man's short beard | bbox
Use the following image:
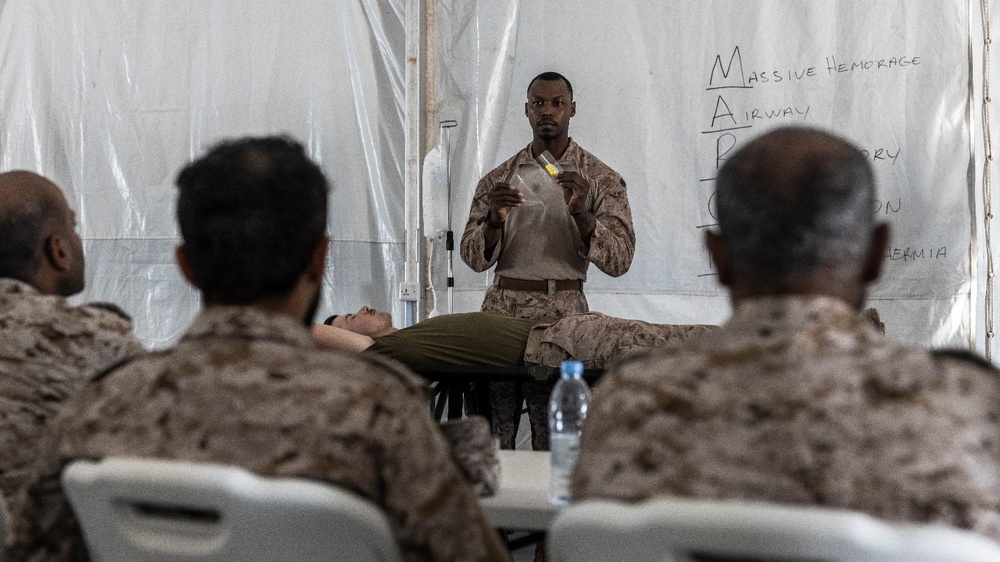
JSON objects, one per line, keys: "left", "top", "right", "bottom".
{"left": 303, "top": 290, "right": 321, "bottom": 327}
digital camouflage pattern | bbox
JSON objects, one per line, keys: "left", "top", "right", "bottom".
{"left": 8, "top": 306, "right": 508, "bottom": 562}
{"left": 480, "top": 291, "right": 584, "bottom": 451}
{"left": 461, "top": 139, "right": 634, "bottom": 453}
{"left": 0, "top": 278, "right": 141, "bottom": 512}
{"left": 509, "top": 312, "right": 714, "bottom": 451}
{"left": 460, "top": 140, "right": 634, "bottom": 279}
{"left": 530, "top": 312, "right": 717, "bottom": 370}
{"left": 573, "top": 295, "right": 1000, "bottom": 541}
{"left": 480, "top": 283, "right": 588, "bottom": 323}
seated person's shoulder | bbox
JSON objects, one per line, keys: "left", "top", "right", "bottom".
{"left": 930, "top": 347, "right": 1000, "bottom": 376}
{"left": 69, "top": 301, "right": 136, "bottom": 333}
{"left": 80, "top": 301, "right": 133, "bottom": 322}
{"left": 3, "top": 288, "right": 132, "bottom": 329}
{"left": 597, "top": 345, "right": 690, "bottom": 388}
{"left": 308, "top": 346, "right": 428, "bottom": 396}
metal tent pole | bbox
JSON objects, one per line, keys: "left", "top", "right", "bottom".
{"left": 440, "top": 119, "right": 458, "bottom": 314}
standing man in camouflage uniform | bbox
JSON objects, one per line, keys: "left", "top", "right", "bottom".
{"left": 0, "top": 171, "right": 142, "bottom": 512}
{"left": 9, "top": 137, "right": 509, "bottom": 562}
{"left": 572, "top": 127, "right": 1000, "bottom": 541}
{"left": 460, "top": 71, "right": 635, "bottom": 450}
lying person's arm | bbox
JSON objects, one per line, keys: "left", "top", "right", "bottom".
{"left": 312, "top": 323, "right": 375, "bottom": 352}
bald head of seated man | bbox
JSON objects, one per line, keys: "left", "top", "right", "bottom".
{"left": 0, "top": 171, "right": 142, "bottom": 513}
{"left": 314, "top": 307, "right": 717, "bottom": 370}
{"left": 0, "top": 171, "right": 86, "bottom": 297}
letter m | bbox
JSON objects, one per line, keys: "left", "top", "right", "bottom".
{"left": 709, "top": 46, "right": 745, "bottom": 87}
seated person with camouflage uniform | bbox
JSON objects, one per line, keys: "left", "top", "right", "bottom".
{"left": 8, "top": 137, "right": 509, "bottom": 562}
{"left": 314, "top": 307, "right": 716, "bottom": 372}
{"left": 572, "top": 126, "right": 1000, "bottom": 542}
{"left": 0, "top": 171, "right": 142, "bottom": 513}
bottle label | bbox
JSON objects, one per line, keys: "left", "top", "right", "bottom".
{"left": 549, "top": 433, "right": 580, "bottom": 505}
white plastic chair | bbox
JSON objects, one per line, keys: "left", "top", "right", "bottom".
{"left": 547, "top": 498, "right": 1000, "bottom": 562}
{"left": 61, "top": 457, "right": 403, "bottom": 562}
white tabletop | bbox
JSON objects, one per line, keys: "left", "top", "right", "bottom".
{"left": 480, "top": 450, "right": 563, "bottom": 530}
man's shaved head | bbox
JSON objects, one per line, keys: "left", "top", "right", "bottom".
{"left": 0, "top": 171, "right": 85, "bottom": 295}
{"left": 715, "top": 127, "right": 876, "bottom": 276}
{"left": 708, "top": 126, "right": 887, "bottom": 309}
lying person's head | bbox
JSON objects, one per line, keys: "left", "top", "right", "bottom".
{"left": 707, "top": 126, "right": 889, "bottom": 310}
{"left": 174, "top": 136, "right": 330, "bottom": 319}
{"left": 323, "top": 305, "right": 394, "bottom": 337}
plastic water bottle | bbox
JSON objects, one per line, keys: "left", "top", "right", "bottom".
{"left": 549, "top": 360, "right": 590, "bottom": 505}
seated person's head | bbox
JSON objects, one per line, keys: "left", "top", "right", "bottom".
{"left": 0, "top": 171, "right": 85, "bottom": 297}
{"left": 175, "top": 136, "right": 329, "bottom": 317}
{"left": 707, "top": 126, "right": 889, "bottom": 310}
{"left": 323, "top": 305, "right": 393, "bottom": 336}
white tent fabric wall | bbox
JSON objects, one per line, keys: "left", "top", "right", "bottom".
{"left": 0, "top": 0, "right": 409, "bottom": 348}
{"left": 433, "top": 0, "right": 979, "bottom": 348}
{"left": 0, "top": 0, "right": 994, "bottom": 353}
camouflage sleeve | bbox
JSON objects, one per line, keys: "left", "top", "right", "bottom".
{"left": 459, "top": 172, "right": 503, "bottom": 272}
{"left": 376, "top": 382, "right": 510, "bottom": 562}
{"left": 584, "top": 171, "right": 635, "bottom": 277}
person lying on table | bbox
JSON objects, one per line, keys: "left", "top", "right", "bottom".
{"left": 312, "top": 307, "right": 716, "bottom": 374}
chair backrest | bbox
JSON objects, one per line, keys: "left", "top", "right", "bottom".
{"left": 547, "top": 498, "right": 1000, "bottom": 562}
{"left": 62, "top": 457, "right": 403, "bottom": 562}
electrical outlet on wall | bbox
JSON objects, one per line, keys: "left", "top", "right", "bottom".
{"left": 398, "top": 283, "right": 419, "bottom": 302}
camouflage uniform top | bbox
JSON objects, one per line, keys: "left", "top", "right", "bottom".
{"left": 572, "top": 295, "right": 1000, "bottom": 541}
{"left": 0, "top": 277, "right": 141, "bottom": 510}
{"left": 8, "top": 306, "right": 509, "bottom": 562}
{"left": 460, "top": 140, "right": 635, "bottom": 281}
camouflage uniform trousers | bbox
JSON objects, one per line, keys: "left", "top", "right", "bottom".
{"left": 480, "top": 284, "right": 587, "bottom": 451}
{"left": 527, "top": 313, "right": 717, "bottom": 370}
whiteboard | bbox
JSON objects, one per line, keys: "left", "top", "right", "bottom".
{"left": 435, "top": 0, "right": 972, "bottom": 346}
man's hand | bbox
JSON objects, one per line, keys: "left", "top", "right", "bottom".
{"left": 557, "top": 170, "right": 596, "bottom": 244}
{"left": 557, "top": 171, "right": 590, "bottom": 214}
{"left": 486, "top": 181, "right": 524, "bottom": 223}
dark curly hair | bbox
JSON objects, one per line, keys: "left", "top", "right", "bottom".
{"left": 176, "top": 136, "right": 329, "bottom": 303}
{"left": 527, "top": 71, "right": 573, "bottom": 100}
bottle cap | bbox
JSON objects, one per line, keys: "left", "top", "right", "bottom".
{"left": 560, "top": 360, "right": 584, "bottom": 378}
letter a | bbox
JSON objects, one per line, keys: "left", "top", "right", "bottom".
{"left": 711, "top": 96, "right": 738, "bottom": 128}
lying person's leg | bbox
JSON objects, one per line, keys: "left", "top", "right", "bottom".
{"left": 525, "top": 312, "right": 718, "bottom": 369}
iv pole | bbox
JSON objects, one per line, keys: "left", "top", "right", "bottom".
{"left": 439, "top": 119, "right": 458, "bottom": 314}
